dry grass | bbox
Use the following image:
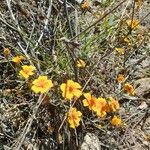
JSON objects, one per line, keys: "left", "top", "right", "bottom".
{"left": 0, "top": 0, "right": 150, "bottom": 149}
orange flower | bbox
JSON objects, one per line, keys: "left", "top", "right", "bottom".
{"left": 108, "top": 97, "right": 120, "bottom": 112}
{"left": 12, "top": 55, "right": 24, "bottom": 64}
{"left": 60, "top": 80, "right": 82, "bottom": 100}
{"left": 77, "top": 59, "right": 86, "bottom": 68}
{"left": 126, "top": 19, "right": 140, "bottom": 29}
{"left": 124, "top": 83, "right": 135, "bottom": 95}
{"left": 83, "top": 93, "right": 97, "bottom": 111}
{"left": 31, "top": 76, "right": 53, "bottom": 93}
{"left": 81, "top": 0, "right": 90, "bottom": 10}
{"left": 67, "top": 107, "right": 82, "bottom": 128}
{"left": 111, "top": 115, "right": 121, "bottom": 126}
{"left": 19, "top": 65, "right": 35, "bottom": 79}
{"left": 117, "top": 74, "right": 125, "bottom": 83}
{"left": 3, "top": 48, "right": 11, "bottom": 56}
{"left": 95, "top": 98, "right": 108, "bottom": 117}
{"left": 135, "top": 0, "right": 143, "bottom": 9}
{"left": 115, "top": 48, "right": 125, "bottom": 55}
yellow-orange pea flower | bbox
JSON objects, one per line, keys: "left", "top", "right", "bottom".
{"left": 12, "top": 55, "right": 25, "bottom": 64}
{"left": 19, "top": 65, "right": 36, "bottom": 79}
{"left": 95, "top": 97, "right": 108, "bottom": 118}
{"left": 126, "top": 19, "right": 140, "bottom": 30}
{"left": 115, "top": 48, "right": 125, "bottom": 55}
{"left": 3, "top": 48, "right": 11, "bottom": 56}
{"left": 108, "top": 97, "right": 120, "bottom": 112}
{"left": 60, "top": 80, "right": 82, "bottom": 100}
{"left": 67, "top": 107, "right": 82, "bottom": 129}
{"left": 83, "top": 93, "right": 97, "bottom": 111}
{"left": 31, "top": 76, "right": 53, "bottom": 93}
{"left": 117, "top": 74, "right": 125, "bottom": 83}
{"left": 111, "top": 115, "right": 121, "bottom": 126}
{"left": 77, "top": 59, "right": 86, "bottom": 68}
{"left": 124, "top": 83, "right": 135, "bottom": 95}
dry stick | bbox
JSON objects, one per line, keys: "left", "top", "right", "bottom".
{"left": 25, "top": 22, "right": 36, "bottom": 56}
{"left": 5, "top": 0, "right": 21, "bottom": 31}
{"left": 32, "top": 0, "right": 53, "bottom": 51}
{"left": 32, "top": 0, "right": 53, "bottom": 73}
{"left": 64, "top": 0, "right": 73, "bottom": 38}
{"left": 66, "top": 43, "right": 79, "bottom": 81}
{"left": 0, "top": 17, "right": 18, "bottom": 32}
{"left": 12, "top": 94, "right": 46, "bottom": 150}
{"left": 128, "top": 0, "right": 136, "bottom": 35}
{"left": 120, "top": 109, "right": 147, "bottom": 145}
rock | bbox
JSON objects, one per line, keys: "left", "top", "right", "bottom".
{"left": 138, "top": 101, "right": 148, "bottom": 109}
{"left": 135, "top": 78, "right": 150, "bottom": 97}
{"left": 80, "top": 133, "right": 101, "bottom": 150}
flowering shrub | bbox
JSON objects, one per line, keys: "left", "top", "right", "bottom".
{"left": 1, "top": 0, "right": 148, "bottom": 148}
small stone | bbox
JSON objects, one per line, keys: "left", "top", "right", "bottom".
{"left": 138, "top": 101, "right": 148, "bottom": 109}
{"left": 81, "top": 133, "right": 101, "bottom": 150}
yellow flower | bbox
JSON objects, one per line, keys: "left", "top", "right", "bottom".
{"left": 117, "top": 74, "right": 125, "bottom": 83}
{"left": 77, "top": 59, "right": 86, "bottom": 68}
{"left": 3, "top": 48, "right": 11, "bottom": 56}
{"left": 83, "top": 93, "right": 97, "bottom": 111}
{"left": 108, "top": 97, "right": 120, "bottom": 112}
{"left": 123, "top": 37, "right": 132, "bottom": 46}
{"left": 115, "top": 48, "right": 125, "bottom": 55}
{"left": 135, "top": 0, "right": 143, "bottom": 9}
{"left": 60, "top": 80, "right": 82, "bottom": 100}
{"left": 124, "top": 83, "right": 135, "bottom": 95}
{"left": 111, "top": 115, "right": 121, "bottom": 126}
{"left": 19, "top": 65, "right": 36, "bottom": 79}
{"left": 67, "top": 107, "right": 82, "bottom": 128}
{"left": 126, "top": 19, "right": 140, "bottom": 29}
{"left": 81, "top": 0, "right": 90, "bottom": 10}
{"left": 124, "top": 37, "right": 130, "bottom": 43}
{"left": 12, "top": 55, "right": 24, "bottom": 64}
{"left": 31, "top": 76, "right": 53, "bottom": 93}
{"left": 95, "top": 98, "right": 108, "bottom": 117}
